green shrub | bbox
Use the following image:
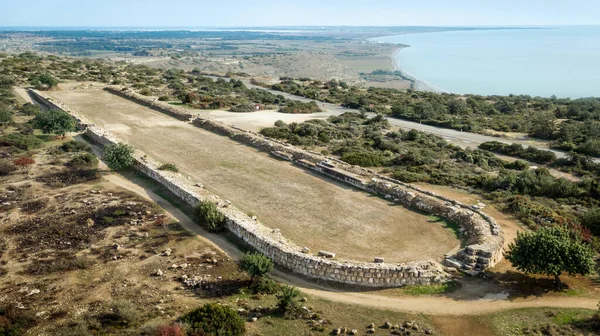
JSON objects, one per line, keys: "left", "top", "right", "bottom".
{"left": 276, "top": 286, "right": 302, "bottom": 318}
{"left": 59, "top": 140, "right": 91, "bottom": 153}
{"left": 158, "top": 163, "right": 179, "bottom": 172}
{"left": 250, "top": 276, "right": 280, "bottom": 294}
{"left": 240, "top": 252, "right": 274, "bottom": 278}
{"left": 581, "top": 208, "right": 600, "bottom": 236}
{"left": 67, "top": 153, "right": 98, "bottom": 169}
{"left": 180, "top": 303, "right": 245, "bottom": 336}
{"left": 193, "top": 200, "right": 226, "bottom": 232}
{"left": 0, "top": 133, "right": 43, "bottom": 150}
{"left": 103, "top": 143, "right": 135, "bottom": 170}
{"left": 18, "top": 103, "right": 40, "bottom": 116}
{"left": 0, "top": 109, "right": 12, "bottom": 126}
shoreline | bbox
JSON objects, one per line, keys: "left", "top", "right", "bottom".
{"left": 390, "top": 47, "right": 445, "bottom": 93}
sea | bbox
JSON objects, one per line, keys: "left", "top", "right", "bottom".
{"left": 373, "top": 26, "right": 600, "bottom": 98}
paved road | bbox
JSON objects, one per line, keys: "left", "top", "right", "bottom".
{"left": 240, "top": 79, "right": 577, "bottom": 160}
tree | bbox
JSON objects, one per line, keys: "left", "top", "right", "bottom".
{"left": 240, "top": 252, "right": 273, "bottom": 278}
{"left": 30, "top": 72, "right": 59, "bottom": 90}
{"left": 193, "top": 200, "right": 226, "bottom": 232}
{"left": 180, "top": 303, "right": 245, "bottom": 336}
{"left": 103, "top": 143, "right": 135, "bottom": 170}
{"left": 529, "top": 110, "right": 556, "bottom": 140}
{"left": 505, "top": 226, "right": 595, "bottom": 288}
{"left": 31, "top": 109, "right": 76, "bottom": 137}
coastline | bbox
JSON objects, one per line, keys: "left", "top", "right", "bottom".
{"left": 390, "top": 47, "right": 444, "bottom": 93}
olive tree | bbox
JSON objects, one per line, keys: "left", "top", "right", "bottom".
{"left": 505, "top": 226, "right": 595, "bottom": 288}
{"left": 31, "top": 109, "right": 76, "bottom": 137}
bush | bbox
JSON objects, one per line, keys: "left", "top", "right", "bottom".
{"left": 0, "top": 133, "right": 43, "bottom": 150}
{"left": 110, "top": 300, "right": 141, "bottom": 326}
{"left": 59, "top": 140, "right": 91, "bottom": 153}
{"left": 240, "top": 252, "right": 274, "bottom": 278}
{"left": 67, "top": 153, "right": 98, "bottom": 169}
{"left": 229, "top": 103, "right": 255, "bottom": 112}
{"left": 0, "top": 305, "right": 36, "bottom": 336}
{"left": 158, "top": 163, "right": 179, "bottom": 172}
{"left": 250, "top": 276, "right": 280, "bottom": 295}
{"left": 276, "top": 286, "right": 302, "bottom": 318}
{"left": 0, "top": 160, "right": 17, "bottom": 175}
{"left": 193, "top": 200, "right": 226, "bottom": 232}
{"left": 154, "top": 324, "right": 185, "bottom": 336}
{"left": 180, "top": 303, "right": 245, "bottom": 336}
{"left": 103, "top": 143, "right": 135, "bottom": 170}
{"left": 0, "top": 109, "right": 12, "bottom": 126}
{"left": 582, "top": 208, "right": 600, "bottom": 236}
{"left": 19, "top": 103, "right": 40, "bottom": 116}
{"left": 13, "top": 156, "right": 35, "bottom": 169}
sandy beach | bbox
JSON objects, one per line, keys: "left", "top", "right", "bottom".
{"left": 390, "top": 47, "right": 443, "bottom": 93}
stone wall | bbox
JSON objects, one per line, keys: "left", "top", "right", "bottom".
{"left": 103, "top": 88, "right": 505, "bottom": 272}
{"left": 103, "top": 87, "right": 195, "bottom": 121}
{"left": 29, "top": 88, "right": 451, "bottom": 288}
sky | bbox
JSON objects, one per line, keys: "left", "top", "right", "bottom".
{"left": 1, "top": 0, "right": 600, "bottom": 27}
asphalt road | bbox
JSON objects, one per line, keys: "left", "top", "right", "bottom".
{"left": 241, "top": 79, "right": 576, "bottom": 160}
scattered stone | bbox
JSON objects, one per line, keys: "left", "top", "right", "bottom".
{"left": 349, "top": 329, "right": 358, "bottom": 335}
{"left": 332, "top": 328, "right": 341, "bottom": 335}
{"left": 86, "top": 218, "right": 95, "bottom": 227}
{"left": 162, "top": 248, "right": 172, "bottom": 256}
{"left": 112, "top": 243, "right": 120, "bottom": 250}
{"left": 367, "top": 323, "right": 375, "bottom": 328}
{"left": 425, "top": 328, "right": 434, "bottom": 335}
{"left": 300, "top": 297, "right": 308, "bottom": 303}
{"left": 318, "top": 251, "right": 336, "bottom": 258}
{"left": 301, "top": 247, "right": 310, "bottom": 254}
{"left": 250, "top": 317, "right": 258, "bottom": 322}
{"left": 153, "top": 269, "right": 164, "bottom": 277}
{"left": 251, "top": 215, "right": 257, "bottom": 221}
{"left": 384, "top": 321, "right": 393, "bottom": 329}
{"left": 27, "top": 289, "right": 40, "bottom": 296}
{"left": 367, "top": 327, "right": 375, "bottom": 334}
{"left": 373, "top": 257, "right": 384, "bottom": 263}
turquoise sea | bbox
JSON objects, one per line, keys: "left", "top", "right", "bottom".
{"left": 374, "top": 26, "right": 600, "bottom": 98}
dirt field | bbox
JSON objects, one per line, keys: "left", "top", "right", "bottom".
{"left": 47, "top": 85, "right": 459, "bottom": 263}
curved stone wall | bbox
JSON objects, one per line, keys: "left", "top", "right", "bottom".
{"left": 96, "top": 86, "right": 505, "bottom": 272}
{"left": 29, "top": 88, "right": 452, "bottom": 287}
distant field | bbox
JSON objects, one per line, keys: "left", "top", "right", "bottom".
{"left": 48, "top": 84, "right": 460, "bottom": 263}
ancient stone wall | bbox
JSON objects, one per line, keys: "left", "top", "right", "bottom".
{"left": 102, "top": 88, "right": 505, "bottom": 271}
{"left": 29, "top": 88, "right": 451, "bottom": 287}
{"left": 103, "top": 87, "right": 195, "bottom": 121}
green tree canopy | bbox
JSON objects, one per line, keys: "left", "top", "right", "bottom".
{"left": 505, "top": 226, "right": 595, "bottom": 288}
{"left": 31, "top": 109, "right": 76, "bottom": 137}
{"left": 30, "top": 72, "right": 59, "bottom": 90}
{"left": 103, "top": 143, "right": 135, "bottom": 170}
{"left": 0, "top": 108, "right": 12, "bottom": 126}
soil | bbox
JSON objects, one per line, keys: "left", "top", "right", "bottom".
{"left": 47, "top": 84, "right": 460, "bottom": 264}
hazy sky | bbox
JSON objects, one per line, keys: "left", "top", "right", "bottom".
{"left": 2, "top": 0, "right": 600, "bottom": 27}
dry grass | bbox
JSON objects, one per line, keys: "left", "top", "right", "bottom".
{"left": 48, "top": 85, "right": 460, "bottom": 263}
